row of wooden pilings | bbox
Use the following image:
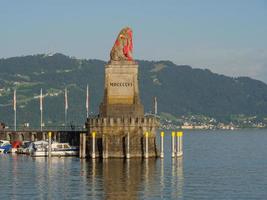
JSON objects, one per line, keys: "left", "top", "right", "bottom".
{"left": 79, "top": 131, "right": 183, "bottom": 159}
{"left": 160, "top": 131, "right": 183, "bottom": 159}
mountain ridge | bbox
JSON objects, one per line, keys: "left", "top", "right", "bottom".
{"left": 0, "top": 53, "right": 267, "bottom": 127}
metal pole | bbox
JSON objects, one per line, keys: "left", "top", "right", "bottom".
{"left": 64, "top": 88, "right": 68, "bottom": 131}
{"left": 126, "top": 132, "right": 130, "bottom": 159}
{"left": 92, "top": 131, "right": 96, "bottom": 159}
{"left": 86, "top": 84, "right": 89, "bottom": 119}
{"left": 154, "top": 96, "right": 158, "bottom": 115}
{"left": 172, "top": 131, "right": 175, "bottom": 158}
{"left": 14, "top": 89, "right": 17, "bottom": 131}
{"left": 48, "top": 131, "right": 52, "bottom": 158}
{"left": 14, "top": 109, "right": 16, "bottom": 131}
{"left": 160, "top": 131, "right": 164, "bottom": 158}
{"left": 65, "top": 110, "right": 67, "bottom": 131}
{"left": 40, "top": 88, "right": 43, "bottom": 131}
{"left": 40, "top": 109, "right": 43, "bottom": 131}
{"left": 145, "top": 131, "right": 149, "bottom": 158}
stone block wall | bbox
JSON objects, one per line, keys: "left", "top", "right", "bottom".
{"left": 85, "top": 116, "right": 159, "bottom": 158}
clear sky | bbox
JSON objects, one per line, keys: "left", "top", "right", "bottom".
{"left": 1, "top": 0, "right": 267, "bottom": 82}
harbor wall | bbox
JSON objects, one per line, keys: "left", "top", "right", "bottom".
{"left": 85, "top": 116, "right": 159, "bottom": 158}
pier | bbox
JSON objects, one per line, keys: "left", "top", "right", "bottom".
{"left": 0, "top": 129, "right": 183, "bottom": 159}
{"left": 0, "top": 129, "right": 81, "bottom": 146}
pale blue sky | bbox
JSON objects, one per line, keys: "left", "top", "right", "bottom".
{"left": 1, "top": 0, "right": 267, "bottom": 82}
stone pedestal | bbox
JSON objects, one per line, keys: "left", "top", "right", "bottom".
{"left": 85, "top": 60, "right": 159, "bottom": 158}
{"left": 99, "top": 61, "right": 144, "bottom": 117}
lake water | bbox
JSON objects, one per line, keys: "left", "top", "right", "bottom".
{"left": 1, "top": 129, "right": 267, "bottom": 200}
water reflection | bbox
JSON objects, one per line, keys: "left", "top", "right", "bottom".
{"left": 4, "top": 155, "right": 184, "bottom": 199}
{"left": 84, "top": 158, "right": 184, "bottom": 200}
{"left": 159, "top": 159, "right": 165, "bottom": 199}
{"left": 4, "top": 130, "right": 267, "bottom": 199}
{"left": 11, "top": 154, "right": 19, "bottom": 200}
{"left": 172, "top": 157, "right": 184, "bottom": 198}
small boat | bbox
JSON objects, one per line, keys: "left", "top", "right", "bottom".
{"left": 17, "top": 141, "right": 31, "bottom": 154}
{"left": 27, "top": 141, "right": 48, "bottom": 155}
{"left": 0, "top": 140, "right": 12, "bottom": 154}
{"left": 31, "top": 142, "right": 79, "bottom": 157}
{"left": 11, "top": 141, "right": 22, "bottom": 153}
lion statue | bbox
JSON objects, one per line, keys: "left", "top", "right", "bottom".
{"left": 110, "top": 27, "right": 133, "bottom": 61}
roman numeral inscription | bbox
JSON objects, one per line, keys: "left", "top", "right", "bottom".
{"left": 109, "top": 82, "right": 133, "bottom": 87}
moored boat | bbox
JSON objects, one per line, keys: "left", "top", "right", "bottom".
{"left": 17, "top": 141, "right": 31, "bottom": 154}
{"left": 31, "top": 142, "right": 79, "bottom": 157}
{"left": 11, "top": 141, "right": 22, "bottom": 153}
{"left": 27, "top": 141, "right": 48, "bottom": 155}
{"left": 0, "top": 140, "right": 12, "bottom": 154}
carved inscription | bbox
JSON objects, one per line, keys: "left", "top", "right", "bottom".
{"left": 107, "top": 74, "right": 134, "bottom": 104}
{"left": 110, "top": 82, "right": 133, "bottom": 87}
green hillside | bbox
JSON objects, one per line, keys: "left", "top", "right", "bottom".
{"left": 0, "top": 53, "right": 267, "bottom": 128}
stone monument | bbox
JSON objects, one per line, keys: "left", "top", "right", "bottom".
{"left": 100, "top": 27, "right": 144, "bottom": 117}
{"left": 85, "top": 27, "right": 158, "bottom": 158}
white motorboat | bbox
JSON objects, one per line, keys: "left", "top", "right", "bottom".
{"left": 31, "top": 142, "right": 79, "bottom": 157}
{"left": 27, "top": 141, "right": 48, "bottom": 155}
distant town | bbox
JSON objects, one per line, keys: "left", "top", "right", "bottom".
{"left": 160, "top": 114, "right": 267, "bottom": 130}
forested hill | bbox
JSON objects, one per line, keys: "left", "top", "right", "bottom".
{"left": 0, "top": 53, "right": 267, "bottom": 127}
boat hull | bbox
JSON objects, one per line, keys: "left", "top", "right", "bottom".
{"left": 31, "top": 150, "right": 79, "bottom": 157}
{"left": 0, "top": 145, "right": 12, "bottom": 154}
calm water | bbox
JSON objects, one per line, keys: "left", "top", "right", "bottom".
{"left": 1, "top": 129, "right": 267, "bottom": 200}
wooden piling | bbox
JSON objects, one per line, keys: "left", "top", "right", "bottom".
{"left": 172, "top": 131, "right": 176, "bottom": 158}
{"left": 79, "top": 133, "right": 82, "bottom": 158}
{"left": 160, "top": 131, "right": 164, "bottom": 158}
{"left": 48, "top": 131, "right": 52, "bottom": 158}
{"left": 83, "top": 133, "right": 86, "bottom": 158}
{"left": 79, "top": 132, "right": 86, "bottom": 159}
{"left": 92, "top": 131, "right": 96, "bottom": 159}
{"left": 145, "top": 131, "right": 149, "bottom": 158}
{"left": 126, "top": 132, "right": 130, "bottom": 159}
{"left": 176, "top": 131, "right": 183, "bottom": 157}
